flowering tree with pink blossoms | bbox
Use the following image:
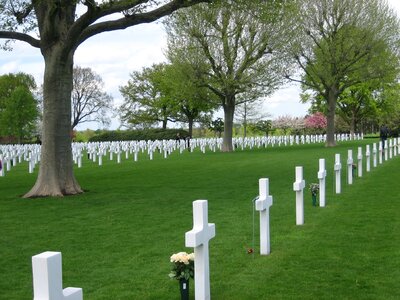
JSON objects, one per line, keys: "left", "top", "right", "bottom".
{"left": 305, "top": 112, "right": 327, "bottom": 134}
{"left": 272, "top": 115, "right": 305, "bottom": 135}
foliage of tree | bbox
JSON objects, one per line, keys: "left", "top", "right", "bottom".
{"left": 208, "top": 118, "right": 224, "bottom": 138}
{"left": 120, "top": 61, "right": 218, "bottom": 136}
{"left": 371, "top": 82, "right": 400, "bottom": 133}
{"left": 119, "top": 63, "right": 174, "bottom": 130}
{"left": 161, "top": 61, "right": 218, "bottom": 137}
{"left": 249, "top": 120, "right": 273, "bottom": 137}
{"left": 336, "top": 84, "right": 378, "bottom": 135}
{"left": 0, "top": 72, "right": 36, "bottom": 107}
{"left": 71, "top": 66, "right": 113, "bottom": 130}
{"left": 0, "top": 73, "right": 39, "bottom": 143}
{"left": 165, "top": 0, "right": 294, "bottom": 151}
{"left": 0, "top": 0, "right": 210, "bottom": 197}
{"left": 288, "top": 0, "right": 400, "bottom": 146}
{"left": 0, "top": 86, "right": 39, "bottom": 142}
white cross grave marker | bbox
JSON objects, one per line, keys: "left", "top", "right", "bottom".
{"left": 318, "top": 159, "right": 327, "bottom": 207}
{"left": 293, "top": 168, "right": 305, "bottom": 225}
{"left": 389, "top": 139, "right": 393, "bottom": 159}
{"left": 397, "top": 138, "right": 400, "bottom": 155}
{"left": 373, "top": 143, "right": 377, "bottom": 168}
{"left": 384, "top": 140, "right": 388, "bottom": 161}
{"left": 379, "top": 142, "right": 383, "bottom": 164}
{"left": 32, "top": 251, "right": 82, "bottom": 300}
{"left": 347, "top": 150, "right": 353, "bottom": 185}
{"left": 256, "top": 178, "right": 274, "bottom": 252}
{"left": 334, "top": 154, "right": 341, "bottom": 194}
{"left": 366, "top": 145, "right": 371, "bottom": 172}
{"left": 357, "top": 147, "right": 363, "bottom": 177}
{"left": 185, "top": 200, "right": 215, "bottom": 300}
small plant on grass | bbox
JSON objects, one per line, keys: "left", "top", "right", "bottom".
{"left": 310, "top": 183, "right": 319, "bottom": 206}
{"left": 168, "top": 252, "right": 195, "bottom": 281}
{"left": 310, "top": 183, "right": 319, "bottom": 196}
{"left": 352, "top": 163, "right": 357, "bottom": 177}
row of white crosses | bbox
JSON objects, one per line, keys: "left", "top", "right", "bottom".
{"left": 0, "top": 144, "right": 40, "bottom": 177}
{"left": 291, "top": 141, "right": 398, "bottom": 227}
{"left": 0, "top": 134, "right": 366, "bottom": 175}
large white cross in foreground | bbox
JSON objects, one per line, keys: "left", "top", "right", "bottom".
{"left": 185, "top": 200, "right": 215, "bottom": 300}
{"left": 256, "top": 178, "right": 274, "bottom": 253}
{"left": 293, "top": 168, "right": 305, "bottom": 225}
{"left": 334, "top": 154, "right": 342, "bottom": 194}
{"left": 32, "top": 251, "right": 82, "bottom": 300}
{"left": 318, "top": 159, "right": 327, "bottom": 207}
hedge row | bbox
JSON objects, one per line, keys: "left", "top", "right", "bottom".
{"left": 88, "top": 129, "right": 190, "bottom": 142}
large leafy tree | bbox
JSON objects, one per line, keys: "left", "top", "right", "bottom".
{"left": 119, "top": 63, "right": 175, "bottom": 129}
{"left": 288, "top": 0, "right": 400, "bottom": 146}
{"left": 72, "top": 66, "right": 113, "bottom": 130}
{"left": 0, "top": 0, "right": 210, "bottom": 197}
{"left": 336, "top": 84, "right": 379, "bottom": 135}
{"left": 165, "top": 0, "right": 294, "bottom": 151}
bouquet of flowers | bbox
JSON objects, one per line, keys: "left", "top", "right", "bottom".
{"left": 169, "top": 252, "right": 195, "bottom": 281}
{"left": 309, "top": 183, "right": 319, "bottom": 196}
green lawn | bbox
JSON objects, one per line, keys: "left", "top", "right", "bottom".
{"left": 0, "top": 139, "right": 399, "bottom": 299}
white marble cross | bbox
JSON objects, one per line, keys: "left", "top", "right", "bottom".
{"left": 347, "top": 150, "right": 353, "bottom": 185}
{"left": 373, "top": 143, "right": 377, "bottom": 167}
{"left": 397, "top": 138, "right": 400, "bottom": 155}
{"left": 318, "top": 159, "right": 326, "bottom": 207}
{"left": 378, "top": 142, "right": 383, "bottom": 164}
{"left": 293, "top": 167, "right": 305, "bottom": 225}
{"left": 256, "top": 178, "right": 274, "bottom": 252}
{"left": 32, "top": 251, "right": 82, "bottom": 300}
{"left": 389, "top": 139, "right": 393, "bottom": 159}
{"left": 185, "top": 200, "right": 215, "bottom": 300}
{"left": 334, "top": 154, "right": 341, "bottom": 194}
{"left": 365, "top": 145, "right": 371, "bottom": 172}
{"left": 357, "top": 147, "right": 363, "bottom": 177}
{"left": 384, "top": 140, "right": 388, "bottom": 161}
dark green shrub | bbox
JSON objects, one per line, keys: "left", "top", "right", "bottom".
{"left": 89, "top": 129, "right": 189, "bottom": 142}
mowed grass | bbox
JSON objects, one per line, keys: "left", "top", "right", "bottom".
{"left": 0, "top": 139, "right": 399, "bottom": 299}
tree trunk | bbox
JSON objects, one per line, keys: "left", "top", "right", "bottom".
{"left": 188, "top": 117, "right": 194, "bottom": 138}
{"left": 243, "top": 102, "right": 247, "bottom": 138}
{"left": 162, "top": 115, "right": 167, "bottom": 129}
{"left": 222, "top": 97, "right": 235, "bottom": 152}
{"left": 326, "top": 88, "right": 337, "bottom": 147}
{"left": 24, "top": 49, "right": 82, "bottom": 198}
{"left": 350, "top": 113, "right": 356, "bottom": 138}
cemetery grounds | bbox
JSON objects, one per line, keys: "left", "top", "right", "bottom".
{"left": 0, "top": 139, "right": 399, "bottom": 299}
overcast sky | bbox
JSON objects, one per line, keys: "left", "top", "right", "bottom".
{"left": 1, "top": 0, "right": 400, "bottom": 130}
